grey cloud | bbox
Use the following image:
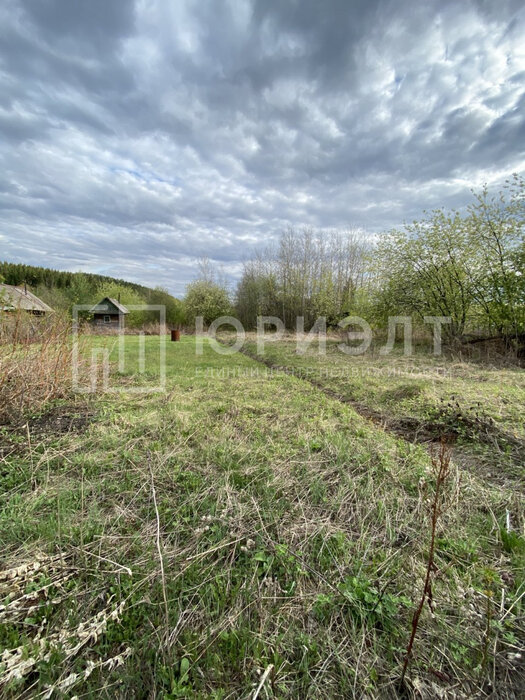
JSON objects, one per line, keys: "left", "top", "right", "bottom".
{"left": 0, "top": 0, "right": 523, "bottom": 295}
{"left": 19, "top": 0, "right": 135, "bottom": 54}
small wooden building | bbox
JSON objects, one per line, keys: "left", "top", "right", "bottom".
{"left": 0, "top": 284, "right": 53, "bottom": 315}
{"left": 90, "top": 297, "right": 129, "bottom": 330}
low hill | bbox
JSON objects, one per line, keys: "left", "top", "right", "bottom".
{"left": 0, "top": 260, "right": 184, "bottom": 326}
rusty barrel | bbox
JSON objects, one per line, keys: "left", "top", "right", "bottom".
{"left": 171, "top": 329, "right": 181, "bottom": 342}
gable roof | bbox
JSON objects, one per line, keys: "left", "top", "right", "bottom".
{"left": 0, "top": 284, "right": 54, "bottom": 313}
{"left": 90, "top": 297, "right": 129, "bottom": 315}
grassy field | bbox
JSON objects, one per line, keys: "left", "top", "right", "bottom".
{"left": 238, "top": 335, "right": 525, "bottom": 487}
{"left": 0, "top": 335, "right": 523, "bottom": 698}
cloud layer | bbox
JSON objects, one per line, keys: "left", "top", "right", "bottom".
{"left": 1, "top": 0, "right": 524, "bottom": 295}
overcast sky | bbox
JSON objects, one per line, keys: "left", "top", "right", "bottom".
{"left": 0, "top": 0, "right": 524, "bottom": 296}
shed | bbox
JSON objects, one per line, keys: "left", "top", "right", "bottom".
{"left": 90, "top": 297, "right": 129, "bottom": 330}
{"left": 0, "top": 284, "right": 54, "bottom": 315}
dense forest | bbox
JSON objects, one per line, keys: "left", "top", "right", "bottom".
{"left": 0, "top": 261, "right": 154, "bottom": 296}
{"left": 0, "top": 261, "right": 184, "bottom": 327}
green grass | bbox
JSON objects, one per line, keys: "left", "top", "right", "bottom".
{"left": 239, "top": 335, "right": 525, "bottom": 485}
{"left": 0, "top": 335, "right": 523, "bottom": 698}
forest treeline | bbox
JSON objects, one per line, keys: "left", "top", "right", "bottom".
{"left": 2, "top": 176, "right": 523, "bottom": 344}
{"left": 187, "top": 176, "right": 524, "bottom": 346}
{"left": 0, "top": 262, "right": 184, "bottom": 326}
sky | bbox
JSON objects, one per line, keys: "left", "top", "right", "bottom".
{"left": 0, "top": 0, "right": 524, "bottom": 297}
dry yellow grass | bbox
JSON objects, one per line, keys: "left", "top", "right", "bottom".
{"left": 0, "top": 311, "right": 85, "bottom": 424}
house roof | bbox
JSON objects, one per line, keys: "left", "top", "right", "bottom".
{"left": 90, "top": 297, "right": 129, "bottom": 314}
{"left": 0, "top": 284, "right": 54, "bottom": 313}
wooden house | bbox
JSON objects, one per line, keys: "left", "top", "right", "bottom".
{"left": 90, "top": 297, "right": 129, "bottom": 330}
{"left": 0, "top": 284, "right": 53, "bottom": 315}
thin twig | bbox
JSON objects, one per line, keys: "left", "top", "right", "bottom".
{"left": 400, "top": 440, "right": 450, "bottom": 687}
{"left": 252, "top": 663, "right": 274, "bottom": 700}
{"left": 148, "top": 456, "right": 170, "bottom": 635}
{"left": 26, "top": 422, "right": 35, "bottom": 489}
{"left": 68, "top": 545, "right": 132, "bottom": 576}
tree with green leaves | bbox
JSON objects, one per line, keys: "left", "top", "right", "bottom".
{"left": 146, "top": 287, "right": 186, "bottom": 328}
{"left": 467, "top": 174, "right": 524, "bottom": 341}
{"left": 371, "top": 177, "right": 524, "bottom": 345}
{"left": 373, "top": 210, "right": 475, "bottom": 338}
{"left": 183, "top": 260, "right": 231, "bottom": 327}
{"left": 184, "top": 280, "right": 231, "bottom": 327}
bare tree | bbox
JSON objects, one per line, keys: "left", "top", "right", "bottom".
{"left": 236, "top": 227, "right": 370, "bottom": 329}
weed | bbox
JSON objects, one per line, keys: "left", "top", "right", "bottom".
{"left": 400, "top": 441, "right": 450, "bottom": 688}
